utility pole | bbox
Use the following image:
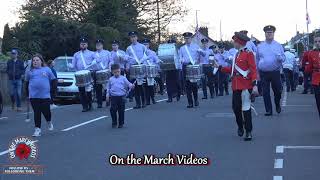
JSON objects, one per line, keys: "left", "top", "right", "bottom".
{"left": 156, "top": 0, "right": 161, "bottom": 44}
{"left": 306, "top": 0, "right": 310, "bottom": 50}
{"left": 219, "top": 20, "right": 222, "bottom": 41}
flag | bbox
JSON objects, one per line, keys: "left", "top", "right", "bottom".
{"left": 306, "top": 13, "right": 311, "bottom": 24}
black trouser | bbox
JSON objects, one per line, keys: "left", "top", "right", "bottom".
{"left": 145, "top": 83, "right": 155, "bottom": 104}
{"left": 92, "top": 71, "right": 103, "bottom": 106}
{"left": 202, "top": 66, "right": 215, "bottom": 98}
{"left": 126, "top": 70, "right": 135, "bottom": 99}
{"left": 110, "top": 96, "right": 125, "bottom": 125}
{"left": 313, "top": 85, "right": 320, "bottom": 118}
{"left": 78, "top": 87, "right": 92, "bottom": 110}
{"left": 283, "top": 68, "right": 294, "bottom": 92}
{"left": 183, "top": 65, "right": 198, "bottom": 105}
{"left": 155, "top": 71, "right": 164, "bottom": 94}
{"left": 134, "top": 81, "right": 145, "bottom": 107}
{"left": 30, "top": 98, "right": 51, "bottom": 128}
{"left": 232, "top": 90, "right": 252, "bottom": 132}
{"left": 293, "top": 72, "right": 299, "bottom": 88}
{"left": 303, "top": 72, "right": 313, "bottom": 93}
{"left": 218, "top": 69, "right": 229, "bottom": 95}
{"left": 260, "top": 70, "right": 282, "bottom": 114}
{"left": 165, "top": 70, "right": 181, "bottom": 99}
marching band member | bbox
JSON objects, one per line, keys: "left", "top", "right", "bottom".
{"left": 125, "top": 31, "right": 148, "bottom": 109}
{"left": 179, "top": 32, "right": 201, "bottom": 108}
{"left": 70, "top": 37, "right": 96, "bottom": 112}
{"left": 166, "top": 39, "right": 182, "bottom": 103}
{"left": 94, "top": 39, "right": 111, "bottom": 108}
{"left": 141, "top": 38, "right": 160, "bottom": 105}
{"left": 257, "top": 25, "right": 285, "bottom": 116}
{"left": 210, "top": 46, "right": 220, "bottom": 96}
{"left": 220, "top": 32, "right": 258, "bottom": 141}
{"left": 106, "top": 64, "right": 135, "bottom": 128}
{"left": 215, "top": 43, "right": 230, "bottom": 96}
{"left": 301, "top": 49, "right": 313, "bottom": 94}
{"left": 240, "top": 30, "right": 258, "bottom": 54}
{"left": 109, "top": 40, "right": 128, "bottom": 75}
{"left": 304, "top": 34, "right": 320, "bottom": 118}
{"left": 283, "top": 46, "right": 296, "bottom": 92}
{"left": 199, "top": 38, "right": 215, "bottom": 99}
{"left": 25, "top": 54, "right": 57, "bottom": 137}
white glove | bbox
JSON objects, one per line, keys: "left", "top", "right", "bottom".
{"left": 67, "top": 63, "right": 73, "bottom": 68}
{"left": 91, "top": 60, "right": 97, "bottom": 65}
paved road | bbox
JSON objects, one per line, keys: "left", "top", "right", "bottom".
{"left": 0, "top": 87, "right": 319, "bottom": 180}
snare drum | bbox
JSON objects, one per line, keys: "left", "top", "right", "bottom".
{"left": 96, "top": 69, "right": 111, "bottom": 84}
{"left": 75, "top": 70, "right": 92, "bottom": 87}
{"left": 186, "top": 65, "right": 202, "bottom": 81}
{"left": 158, "top": 43, "right": 178, "bottom": 71}
{"left": 146, "top": 65, "right": 158, "bottom": 78}
{"left": 130, "top": 65, "right": 146, "bottom": 79}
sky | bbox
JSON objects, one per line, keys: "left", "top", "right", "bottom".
{"left": 0, "top": 0, "right": 319, "bottom": 44}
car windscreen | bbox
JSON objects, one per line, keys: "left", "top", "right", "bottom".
{"left": 54, "top": 58, "right": 76, "bottom": 72}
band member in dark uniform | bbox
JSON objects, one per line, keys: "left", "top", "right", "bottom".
{"left": 179, "top": 32, "right": 201, "bottom": 108}
{"left": 70, "top": 37, "right": 96, "bottom": 112}
{"left": 220, "top": 32, "right": 259, "bottom": 141}
{"left": 199, "top": 38, "right": 215, "bottom": 99}
{"left": 165, "top": 39, "right": 182, "bottom": 103}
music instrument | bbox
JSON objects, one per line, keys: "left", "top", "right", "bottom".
{"left": 208, "top": 55, "right": 217, "bottom": 66}
{"left": 130, "top": 65, "right": 146, "bottom": 79}
{"left": 145, "top": 65, "right": 158, "bottom": 78}
{"left": 186, "top": 65, "right": 202, "bottom": 81}
{"left": 158, "top": 43, "right": 178, "bottom": 71}
{"left": 96, "top": 69, "right": 111, "bottom": 84}
{"left": 75, "top": 70, "right": 92, "bottom": 87}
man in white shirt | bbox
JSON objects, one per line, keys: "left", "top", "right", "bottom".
{"left": 283, "top": 46, "right": 296, "bottom": 92}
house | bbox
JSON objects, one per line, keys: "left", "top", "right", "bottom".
{"left": 192, "top": 27, "right": 218, "bottom": 49}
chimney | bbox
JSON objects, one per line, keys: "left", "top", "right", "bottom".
{"left": 199, "top": 27, "right": 208, "bottom": 37}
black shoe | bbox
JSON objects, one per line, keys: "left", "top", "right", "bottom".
{"left": 97, "top": 104, "right": 102, "bottom": 108}
{"left": 88, "top": 104, "right": 92, "bottom": 111}
{"left": 218, "top": 94, "right": 223, "bottom": 96}
{"left": 142, "top": 105, "right": 146, "bottom": 108}
{"left": 276, "top": 104, "right": 281, "bottom": 114}
{"left": 146, "top": 102, "right": 151, "bottom": 105}
{"left": 187, "top": 104, "right": 193, "bottom": 108}
{"left": 195, "top": 101, "right": 199, "bottom": 106}
{"left": 118, "top": 124, "right": 123, "bottom": 128}
{"left": 226, "top": 92, "right": 229, "bottom": 95}
{"left": 202, "top": 97, "right": 208, "bottom": 99}
{"left": 264, "top": 112, "right": 273, "bottom": 116}
{"left": 152, "top": 99, "right": 156, "bottom": 104}
{"left": 210, "top": 95, "right": 214, "bottom": 99}
{"left": 302, "top": 91, "right": 308, "bottom": 94}
{"left": 238, "top": 128, "right": 244, "bottom": 137}
{"left": 112, "top": 124, "right": 117, "bottom": 128}
{"left": 167, "top": 99, "right": 173, "bottom": 103}
{"left": 129, "top": 98, "right": 133, "bottom": 102}
{"left": 244, "top": 132, "right": 252, "bottom": 141}
{"left": 82, "top": 108, "right": 89, "bottom": 112}
{"left": 133, "top": 106, "right": 141, "bottom": 109}
{"left": 176, "top": 96, "right": 180, "bottom": 101}
{"left": 311, "top": 91, "right": 314, "bottom": 94}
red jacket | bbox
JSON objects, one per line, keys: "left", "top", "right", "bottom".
{"left": 222, "top": 49, "right": 257, "bottom": 90}
{"left": 302, "top": 51, "right": 311, "bottom": 73}
{"left": 305, "top": 49, "right": 320, "bottom": 85}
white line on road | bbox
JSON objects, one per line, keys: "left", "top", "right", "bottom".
{"left": 0, "top": 117, "right": 8, "bottom": 120}
{"left": 276, "top": 146, "right": 284, "bottom": 153}
{"left": 285, "top": 146, "right": 320, "bottom": 150}
{"left": 0, "top": 140, "right": 39, "bottom": 156}
{"left": 273, "top": 176, "right": 283, "bottom": 180}
{"left": 156, "top": 98, "right": 168, "bottom": 103}
{"left": 61, "top": 116, "right": 108, "bottom": 132}
{"left": 274, "top": 159, "right": 283, "bottom": 169}
{"left": 281, "top": 90, "right": 287, "bottom": 107}
{"left": 284, "top": 105, "right": 312, "bottom": 107}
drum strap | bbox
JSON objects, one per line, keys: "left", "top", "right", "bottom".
{"left": 129, "top": 46, "right": 141, "bottom": 64}
{"left": 96, "top": 52, "right": 106, "bottom": 69}
{"left": 80, "top": 51, "right": 88, "bottom": 69}
{"left": 185, "top": 46, "right": 195, "bottom": 65}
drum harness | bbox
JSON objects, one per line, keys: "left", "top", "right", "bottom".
{"left": 129, "top": 45, "right": 146, "bottom": 85}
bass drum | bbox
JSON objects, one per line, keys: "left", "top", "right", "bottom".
{"left": 157, "top": 43, "right": 178, "bottom": 71}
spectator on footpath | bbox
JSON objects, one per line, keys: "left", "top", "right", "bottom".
{"left": 47, "top": 60, "right": 58, "bottom": 107}
{"left": 6, "top": 49, "right": 25, "bottom": 111}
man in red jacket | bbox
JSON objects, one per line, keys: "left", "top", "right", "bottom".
{"left": 305, "top": 33, "right": 320, "bottom": 117}
{"left": 219, "top": 32, "right": 259, "bottom": 141}
{"left": 301, "top": 50, "right": 313, "bottom": 94}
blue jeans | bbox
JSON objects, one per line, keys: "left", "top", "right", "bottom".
{"left": 8, "top": 80, "right": 22, "bottom": 107}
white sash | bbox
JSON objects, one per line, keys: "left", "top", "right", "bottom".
{"left": 185, "top": 46, "right": 195, "bottom": 65}
{"left": 80, "top": 51, "right": 88, "bottom": 69}
{"left": 96, "top": 52, "right": 106, "bottom": 69}
{"left": 231, "top": 52, "right": 250, "bottom": 78}
{"left": 213, "top": 67, "right": 219, "bottom": 75}
{"left": 129, "top": 46, "right": 140, "bottom": 64}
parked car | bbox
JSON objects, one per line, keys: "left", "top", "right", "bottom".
{"left": 54, "top": 56, "right": 79, "bottom": 101}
